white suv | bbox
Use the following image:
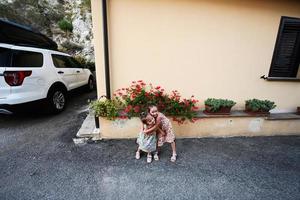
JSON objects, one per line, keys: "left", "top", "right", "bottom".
{"left": 0, "top": 43, "right": 94, "bottom": 113}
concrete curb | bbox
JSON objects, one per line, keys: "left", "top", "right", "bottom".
{"left": 74, "top": 114, "right": 102, "bottom": 144}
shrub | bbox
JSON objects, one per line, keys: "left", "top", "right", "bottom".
{"left": 113, "top": 80, "right": 199, "bottom": 123}
{"left": 204, "top": 98, "right": 236, "bottom": 112}
{"left": 74, "top": 55, "right": 95, "bottom": 71}
{"left": 58, "top": 19, "right": 73, "bottom": 33}
{"left": 90, "top": 81, "right": 199, "bottom": 123}
{"left": 89, "top": 97, "right": 123, "bottom": 120}
{"left": 80, "top": 0, "right": 91, "bottom": 12}
{"left": 74, "top": 55, "right": 86, "bottom": 66}
{"left": 61, "top": 41, "right": 83, "bottom": 52}
{"left": 245, "top": 99, "right": 276, "bottom": 112}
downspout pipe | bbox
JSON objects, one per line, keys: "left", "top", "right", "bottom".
{"left": 102, "top": 0, "right": 111, "bottom": 99}
{"left": 94, "top": 0, "right": 111, "bottom": 130}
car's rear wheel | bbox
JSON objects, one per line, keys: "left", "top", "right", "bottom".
{"left": 47, "top": 87, "right": 67, "bottom": 113}
{"left": 86, "top": 76, "right": 95, "bottom": 92}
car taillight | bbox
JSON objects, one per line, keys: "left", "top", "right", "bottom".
{"left": 4, "top": 71, "right": 32, "bottom": 86}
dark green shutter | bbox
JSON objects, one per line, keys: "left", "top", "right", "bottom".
{"left": 269, "top": 17, "right": 300, "bottom": 77}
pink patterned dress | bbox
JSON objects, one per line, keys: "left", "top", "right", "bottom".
{"left": 157, "top": 112, "right": 175, "bottom": 147}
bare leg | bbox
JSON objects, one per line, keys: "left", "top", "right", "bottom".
{"left": 154, "top": 134, "right": 160, "bottom": 161}
{"left": 147, "top": 152, "right": 152, "bottom": 163}
{"left": 154, "top": 147, "right": 159, "bottom": 161}
{"left": 170, "top": 141, "right": 177, "bottom": 162}
{"left": 171, "top": 141, "right": 176, "bottom": 155}
{"left": 135, "top": 148, "right": 141, "bottom": 159}
{"left": 156, "top": 139, "right": 159, "bottom": 154}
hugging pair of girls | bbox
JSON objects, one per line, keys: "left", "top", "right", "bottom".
{"left": 136, "top": 105, "right": 177, "bottom": 163}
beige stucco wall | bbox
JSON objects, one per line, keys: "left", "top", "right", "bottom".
{"left": 92, "top": 0, "right": 300, "bottom": 112}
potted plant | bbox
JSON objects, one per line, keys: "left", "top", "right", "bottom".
{"left": 204, "top": 98, "right": 236, "bottom": 115}
{"left": 90, "top": 80, "right": 200, "bottom": 124}
{"left": 113, "top": 80, "right": 200, "bottom": 123}
{"left": 245, "top": 99, "right": 276, "bottom": 115}
{"left": 89, "top": 96, "right": 122, "bottom": 120}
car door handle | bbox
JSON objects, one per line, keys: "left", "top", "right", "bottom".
{"left": 76, "top": 70, "right": 80, "bottom": 73}
{"left": 58, "top": 71, "right": 64, "bottom": 74}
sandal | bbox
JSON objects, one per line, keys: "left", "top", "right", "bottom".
{"left": 135, "top": 151, "right": 140, "bottom": 160}
{"left": 154, "top": 152, "right": 159, "bottom": 161}
{"left": 170, "top": 154, "right": 177, "bottom": 162}
{"left": 147, "top": 154, "right": 152, "bottom": 163}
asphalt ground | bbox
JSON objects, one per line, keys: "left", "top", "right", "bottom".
{"left": 0, "top": 90, "right": 299, "bottom": 200}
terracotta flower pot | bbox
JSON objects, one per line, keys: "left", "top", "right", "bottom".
{"left": 204, "top": 105, "right": 232, "bottom": 115}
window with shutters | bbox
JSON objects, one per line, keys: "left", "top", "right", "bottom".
{"left": 268, "top": 16, "right": 300, "bottom": 79}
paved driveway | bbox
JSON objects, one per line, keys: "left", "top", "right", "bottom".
{"left": 0, "top": 92, "right": 299, "bottom": 200}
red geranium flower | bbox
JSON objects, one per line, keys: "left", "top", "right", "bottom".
{"left": 124, "top": 105, "right": 132, "bottom": 113}
{"left": 134, "top": 106, "right": 140, "bottom": 113}
{"left": 131, "top": 94, "right": 136, "bottom": 99}
{"left": 192, "top": 106, "right": 199, "bottom": 111}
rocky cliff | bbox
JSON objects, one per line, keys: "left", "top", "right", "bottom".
{"left": 0, "top": 0, "right": 94, "bottom": 61}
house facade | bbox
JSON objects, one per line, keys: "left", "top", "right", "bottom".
{"left": 90, "top": 0, "right": 300, "bottom": 138}
{"left": 91, "top": 0, "right": 300, "bottom": 113}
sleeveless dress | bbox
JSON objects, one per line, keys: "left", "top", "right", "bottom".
{"left": 137, "top": 129, "right": 157, "bottom": 153}
{"left": 157, "top": 112, "right": 176, "bottom": 147}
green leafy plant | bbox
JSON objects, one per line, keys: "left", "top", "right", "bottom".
{"left": 113, "top": 80, "right": 199, "bottom": 123}
{"left": 80, "top": 0, "right": 91, "bottom": 12}
{"left": 245, "top": 99, "right": 276, "bottom": 112}
{"left": 91, "top": 81, "right": 199, "bottom": 123}
{"left": 58, "top": 19, "right": 73, "bottom": 37}
{"left": 204, "top": 98, "right": 236, "bottom": 112}
{"left": 89, "top": 97, "right": 123, "bottom": 120}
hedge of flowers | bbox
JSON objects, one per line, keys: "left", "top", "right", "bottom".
{"left": 90, "top": 80, "right": 199, "bottom": 124}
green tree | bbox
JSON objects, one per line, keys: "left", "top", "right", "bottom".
{"left": 58, "top": 19, "right": 73, "bottom": 37}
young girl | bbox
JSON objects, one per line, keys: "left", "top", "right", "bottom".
{"left": 135, "top": 112, "right": 157, "bottom": 163}
{"left": 144, "top": 105, "right": 177, "bottom": 162}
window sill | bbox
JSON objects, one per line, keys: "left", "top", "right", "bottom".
{"left": 261, "top": 76, "right": 300, "bottom": 82}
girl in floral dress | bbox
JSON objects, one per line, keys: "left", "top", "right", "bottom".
{"left": 135, "top": 112, "right": 157, "bottom": 163}
{"left": 144, "top": 105, "right": 177, "bottom": 162}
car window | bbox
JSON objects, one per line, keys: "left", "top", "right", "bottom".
{"left": 0, "top": 47, "right": 11, "bottom": 67}
{"left": 52, "top": 54, "right": 73, "bottom": 68}
{"left": 68, "top": 57, "right": 83, "bottom": 68}
{"left": 11, "top": 50, "right": 43, "bottom": 67}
